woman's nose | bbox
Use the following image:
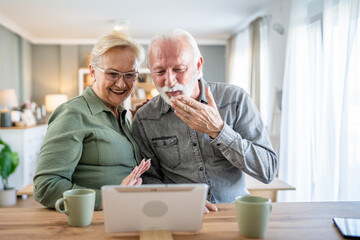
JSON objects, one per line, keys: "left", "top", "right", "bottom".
{"left": 115, "top": 76, "right": 127, "bottom": 88}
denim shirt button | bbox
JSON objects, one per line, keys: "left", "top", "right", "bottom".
{"left": 199, "top": 167, "right": 204, "bottom": 171}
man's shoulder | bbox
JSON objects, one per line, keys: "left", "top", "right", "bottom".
{"left": 208, "top": 81, "right": 249, "bottom": 100}
{"left": 135, "top": 95, "right": 164, "bottom": 120}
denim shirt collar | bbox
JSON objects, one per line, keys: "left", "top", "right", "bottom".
{"left": 159, "top": 78, "right": 208, "bottom": 114}
{"left": 198, "top": 77, "right": 209, "bottom": 104}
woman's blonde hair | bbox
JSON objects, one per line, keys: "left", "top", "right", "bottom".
{"left": 90, "top": 31, "right": 144, "bottom": 67}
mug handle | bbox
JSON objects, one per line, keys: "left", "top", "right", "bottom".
{"left": 55, "top": 198, "right": 68, "bottom": 215}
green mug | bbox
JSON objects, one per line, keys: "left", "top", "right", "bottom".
{"left": 55, "top": 189, "right": 96, "bottom": 227}
{"left": 235, "top": 195, "right": 272, "bottom": 238}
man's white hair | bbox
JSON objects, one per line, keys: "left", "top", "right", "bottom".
{"left": 147, "top": 28, "right": 203, "bottom": 78}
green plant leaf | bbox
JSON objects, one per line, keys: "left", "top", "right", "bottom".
{"left": 10, "top": 152, "right": 19, "bottom": 174}
{"left": 0, "top": 152, "right": 12, "bottom": 181}
{"left": 0, "top": 138, "right": 19, "bottom": 189}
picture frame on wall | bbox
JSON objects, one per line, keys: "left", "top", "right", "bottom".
{"left": 78, "top": 68, "right": 92, "bottom": 95}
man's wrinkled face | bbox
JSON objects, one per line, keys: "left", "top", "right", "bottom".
{"left": 149, "top": 38, "right": 201, "bottom": 104}
{"left": 156, "top": 69, "right": 199, "bottom": 105}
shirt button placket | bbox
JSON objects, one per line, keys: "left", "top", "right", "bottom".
{"left": 189, "top": 129, "right": 206, "bottom": 182}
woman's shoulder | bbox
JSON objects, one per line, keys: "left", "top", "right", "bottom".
{"left": 48, "top": 96, "right": 90, "bottom": 123}
{"left": 61, "top": 95, "right": 89, "bottom": 112}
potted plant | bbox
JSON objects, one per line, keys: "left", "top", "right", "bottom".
{"left": 0, "top": 138, "right": 19, "bottom": 206}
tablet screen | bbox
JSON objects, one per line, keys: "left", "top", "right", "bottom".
{"left": 333, "top": 217, "right": 360, "bottom": 239}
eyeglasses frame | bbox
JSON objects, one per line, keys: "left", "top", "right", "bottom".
{"left": 95, "top": 65, "right": 139, "bottom": 83}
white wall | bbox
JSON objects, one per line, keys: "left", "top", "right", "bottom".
{"left": 32, "top": 45, "right": 61, "bottom": 105}
{"left": 0, "top": 25, "right": 33, "bottom": 104}
{"left": 266, "top": 0, "right": 291, "bottom": 153}
{"left": 21, "top": 39, "right": 32, "bottom": 102}
{"left": 0, "top": 25, "right": 20, "bottom": 99}
{"left": 265, "top": 0, "right": 291, "bottom": 129}
{"left": 199, "top": 45, "right": 226, "bottom": 83}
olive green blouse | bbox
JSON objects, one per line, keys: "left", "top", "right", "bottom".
{"left": 33, "top": 87, "right": 142, "bottom": 210}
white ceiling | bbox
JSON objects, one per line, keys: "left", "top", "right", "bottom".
{"left": 0, "top": 0, "right": 276, "bottom": 45}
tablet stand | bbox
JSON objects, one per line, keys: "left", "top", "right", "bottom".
{"left": 140, "top": 230, "right": 173, "bottom": 240}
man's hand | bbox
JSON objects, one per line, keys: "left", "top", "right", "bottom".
{"left": 120, "top": 158, "right": 151, "bottom": 186}
{"left": 129, "top": 99, "right": 150, "bottom": 117}
{"left": 170, "top": 86, "right": 224, "bottom": 139}
{"left": 204, "top": 201, "right": 218, "bottom": 214}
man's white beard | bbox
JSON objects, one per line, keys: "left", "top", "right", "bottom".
{"left": 156, "top": 71, "right": 199, "bottom": 105}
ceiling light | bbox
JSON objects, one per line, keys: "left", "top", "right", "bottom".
{"left": 114, "top": 19, "right": 129, "bottom": 32}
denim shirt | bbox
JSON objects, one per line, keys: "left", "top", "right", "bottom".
{"left": 132, "top": 78, "right": 278, "bottom": 203}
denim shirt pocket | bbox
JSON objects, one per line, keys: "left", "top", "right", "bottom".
{"left": 152, "top": 136, "right": 181, "bottom": 169}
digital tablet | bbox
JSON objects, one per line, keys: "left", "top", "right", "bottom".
{"left": 333, "top": 217, "right": 360, "bottom": 239}
{"left": 101, "top": 184, "right": 209, "bottom": 233}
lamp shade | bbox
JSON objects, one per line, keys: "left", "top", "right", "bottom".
{"left": 45, "top": 94, "right": 68, "bottom": 112}
{"left": 0, "top": 89, "right": 19, "bottom": 109}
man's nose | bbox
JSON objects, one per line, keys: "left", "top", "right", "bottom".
{"left": 164, "top": 70, "right": 176, "bottom": 87}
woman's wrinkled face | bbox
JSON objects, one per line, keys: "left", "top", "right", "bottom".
{"left": 90, "top": 47, "right": 138, "bottom": 111}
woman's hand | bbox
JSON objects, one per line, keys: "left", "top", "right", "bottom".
{"left": 100, "top": 159, "right": 151, "bottom": 209}
{"left": 129, "top": 99, "right": 150, "bottom": 117}
{"left": 120, "top": 158, "right": 151, "bottom": 186}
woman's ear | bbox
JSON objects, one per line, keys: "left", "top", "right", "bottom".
{"left": 89, "top": 64, "right": 96, "bottom": 83}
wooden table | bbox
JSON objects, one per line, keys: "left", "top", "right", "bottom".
{"left": 247, "top": 176, "right": 295, "bottom": 202}
{"left": 17, "top": 177, "right": 296, "bottom": 202}
{"left": 0, "top": 199, "right": 358, "bottom": 239}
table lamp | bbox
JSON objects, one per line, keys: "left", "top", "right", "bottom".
{"left": 0, "top": 89, "right": 19, "bottom": 127}
{"left": 45, "top": 94, "right": 68, "bottom": 112}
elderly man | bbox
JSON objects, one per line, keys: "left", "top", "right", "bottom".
{"left": 132, "top": 29, "right": 278, "bottom": 212}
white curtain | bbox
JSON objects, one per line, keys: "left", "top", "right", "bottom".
{"left": 279, "top": 0, "right": 360, "bottom": 201}
{"left": 227, "top": 28, "right": 250, "bottom": 92}
{"left": 250, "top": 18, "right": 262, "bottom": 110}
{"left": 227, "top": 18, "right": 270, "bottom": 126}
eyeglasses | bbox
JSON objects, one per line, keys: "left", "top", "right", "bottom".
{"left": 96, "top": 66, "right": 139, "bottom": 82}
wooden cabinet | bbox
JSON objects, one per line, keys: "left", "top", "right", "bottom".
{"left": 0, "top": 124, "right": 47, "bottom": 190}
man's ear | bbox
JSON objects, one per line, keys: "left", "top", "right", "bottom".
{"left": 197, "top": 57, "right": 204, "bottom": 75}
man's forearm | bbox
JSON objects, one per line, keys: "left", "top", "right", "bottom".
{"left": 210, "top": 123, "right": 278, "bottom": 183}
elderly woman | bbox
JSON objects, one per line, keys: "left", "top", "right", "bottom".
{"left": 34, "top": 31, "right": 150, "bottom": 210}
